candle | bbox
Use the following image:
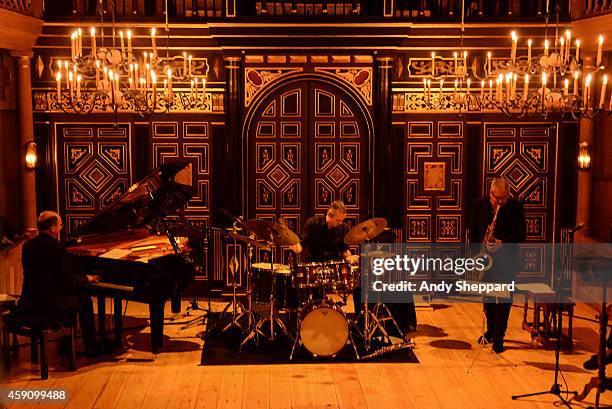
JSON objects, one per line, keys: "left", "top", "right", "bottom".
{"left": 439, "top": 79, "right": 444, "bottom": 100}
{"left": 188, "top": 55, "right": 192, "bottom": 77}
{"left": 127, "top": 30, "right": 133, "bottom": 58}
{"left": 167, "top": 68, "right": 173, "bottom": 99}
{"left": 120, "top": 31, "right": 125, "bottom": 55}
{"left": 423, "top": 78, "right": 427, "bottom": 97}
{"left": 544, "top": 39, "right": 549, "bottom": 56}
{"left": 77, "top": 28, "right": 82, "bottom": 57}
{"left": 90, "top": 27, "right": 96, "bottom": 58}
{"left": 190, "top": 79, "right": 194, "bottom": 98}
{"left": 596, "top": 35, "right": 604, "bottom": 67}
{"left": 481, "top": 80, "right": 485, "bottom": 98}
{"left": 431, "top": 52, "right": 435, "bottom": 76}
{"left": 183, "top": 52, "right": 188, "bottom": 77}
{"left": 512, "top": 73, "right": 517, "bottom": 99}
{"left": 454, "top": 52, "right": 458, "bottom": 71}
{"left": 585, "top": 73, "right": 592, "bottom": 109}
{"left": 496, "top": 77, "right": 501, "bottom": 102}
{"left": 489, "top": 79, "right": 493, "bottom": 99}
{"left": 152, "top": 72, "right": 157, "bottom": 108}
{"left": 505, "top": 73, "right": 511, "bottom": 103}
{"left": 600, "top": 74, "right": 608, "bottom": 108}
{"left": 527, "top": 39, "right": 532, "bottom": 62}
{"left": 71, "top": 32, "right": 75, "bottom": 61}
{"left": 467, "top": 78, "right": 471, "bottom": 95}
{"left": 463, "top": 51, "right": 467, "bottom": 67}
{"left": 427, "top": 79, "right": 431, "bottom": 101}
{"left": 76, "top": 74, "right": 81, "bottom": 99}
{"left": 164, "top": 78, "right": 168, "bottom": 96}
{"left": 559, "top": 37, "right": 565, "bottom": 64}
{"left": 565, "top": 30, "right": 571, "bottom": 63}
{"left": 510, "top": 31, "right": 517, "bottom": 65}
{"left": 523, "top": 74, "right": 529, "bottom": 100}
{"left": 68, "top": 71, "right": 73, "bottom": 99}
{"left": 574, "top": 71, "right": 579, "bottom": 95}
{"left": 487, "top": 52, "right": 491, "bottom": 74}
{"left": 64, "top": 61, "right": 69, "bottom": 89}
{"left": 202, "top": 78, "right": 206, "bottom": 99}
{"left": 575, "top": 39, "right": 580, "bottom": 63}
{"left": 564, "top": 78, "right": 569, "bottom": 96}
{"left": 151, "top": 28, "right": 157, "bottom": 61}
{"left": 541, "top": 72, "right": 547, "bottom": 110}
{"left": 95, "top": 60, "right": 100, "bottom": 88}
{"left": 56, "top": 72, "right": 61, "bottom": 100}
{"left": 454, "top": 79, "right": 458, "bottom": 100}
{"left": 146, "top": 63, "right": 150, "bottom": 89}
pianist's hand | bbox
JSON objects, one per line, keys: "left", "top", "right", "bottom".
{"left": 86, "top": 274, "right": 100, "bottom": 284}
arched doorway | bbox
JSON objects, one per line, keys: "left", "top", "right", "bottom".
{"left": 245, "top": 75, "right": 372, "bottom": 263}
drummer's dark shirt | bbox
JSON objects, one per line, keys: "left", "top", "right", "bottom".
{"left": 301, "top": 215, "right": 348, "bottom": 262}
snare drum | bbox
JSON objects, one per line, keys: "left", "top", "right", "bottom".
{"left": 298, "top": 299, "right": 349, "bottom": 357}
{"left": 292, "top": 262, "right": 328, "bottom": 288}
{"left": 336, "top": 263, "right": 359, "bottom": 290}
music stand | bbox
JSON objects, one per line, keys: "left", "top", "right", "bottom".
{"left": 511, "top": 292, "right": 577, "bottom": 407}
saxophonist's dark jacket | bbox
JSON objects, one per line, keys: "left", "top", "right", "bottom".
{"left": 469, "top": 197, "right": 526, "bottom": 282}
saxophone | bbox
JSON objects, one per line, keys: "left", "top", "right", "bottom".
{"left": 471, "top": 204, "right": 500, "bottom": 281}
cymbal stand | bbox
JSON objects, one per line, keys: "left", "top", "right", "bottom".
{"left": 357, "top": 247, "right": 404, "bottom": 351}
{"left": 240, "top": 240, "right": 294, "bottom": 351}
{"left": 220, "top": 226, "right": 249, "bottom": 334}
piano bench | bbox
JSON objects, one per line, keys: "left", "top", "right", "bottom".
{"left": 1, "top": 319, "right": 77, "bottom": 380}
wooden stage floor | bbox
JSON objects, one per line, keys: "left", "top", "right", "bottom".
{"left": 2, "top": 300, "right": 611, "bottom": 409}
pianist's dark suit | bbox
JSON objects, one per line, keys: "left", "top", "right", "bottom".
{"left": 14, "top": 232, "right": 98, "bottom": 354}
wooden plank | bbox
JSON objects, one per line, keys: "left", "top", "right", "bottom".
{"left": 216, "top": 365, "right": 244, "bottom": 409}
{"left": 329, "top": 364, "right": 367, "bottom": 409}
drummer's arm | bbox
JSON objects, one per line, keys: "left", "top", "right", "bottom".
{"left": 341, "top": 248, "right": 352, "bottom": 260}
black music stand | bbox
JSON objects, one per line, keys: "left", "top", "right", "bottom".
{"left": 511, "top": 292, "right": 577, "bottom": 407}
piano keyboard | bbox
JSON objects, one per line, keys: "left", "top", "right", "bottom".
{"left": 93, "top": 282, "right": 135, "bottom": 292}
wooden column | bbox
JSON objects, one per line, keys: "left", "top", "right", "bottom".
{"left": 224, "top": 56, "right": 243, "bottom": 216}
{"left": 374, "top": 56, "right": 395, "bottom": 223}
{"left": 10, "top": 51, "right": 36, "bottom": 233}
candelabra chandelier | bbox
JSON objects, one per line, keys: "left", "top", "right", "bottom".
{"left": 419, "top": 0, "right": 609, "bottom": 119}
{"left": 53, "top": 0, "right": 209, "bottom": 115}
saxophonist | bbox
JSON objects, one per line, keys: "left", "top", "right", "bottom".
{"left": 469, "top": 178, "right": 526, "bottom": 353}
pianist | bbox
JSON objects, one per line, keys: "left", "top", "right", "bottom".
{"left": 12, "top": 211, "right": 101, "bottom": 356}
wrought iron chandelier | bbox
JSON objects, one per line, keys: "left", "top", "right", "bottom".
{"left": 53, "top": 0, "right": 209, "bottom": 115}
{"left": 418, "top": 0, "right": 609, "bottom": 119}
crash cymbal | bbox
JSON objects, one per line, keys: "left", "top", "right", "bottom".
{"left": 245, "top": 219, "right": 300, "bottom": 246}
{"left": 344, "top": 217, "right": 388, "bottom": 245}
{"left": 226, "top": 232, "right": 271, "bottom": 250}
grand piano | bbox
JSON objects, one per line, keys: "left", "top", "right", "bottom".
{"left": 67, "top": 161, "right": 195, "bottom": 354}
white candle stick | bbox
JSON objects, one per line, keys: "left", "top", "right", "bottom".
{"left": 510, "top": 31, "right": 517, "bottom": 65}
{"left": 56, "top": 72, "right": 61, "bottom": 100}
{"left": 564, "top": 78, "right": 569, "bottom": 96}
{"left": 90, "top": 27, "right": 96, "bottom": 58}
{"left": 565, "top": 30, "right": 571, "bottom": 63}
{"left": 481, "top": 80, "right": 484, "bottom": 98}
{"left": 599, "top": 74, "right": 607, "bottom": 108}
{"left": 120, "top": 31, "right": 125, "bottom": 55}
{"left": 575, "top": 39, "right": 580, "bottom": 63}
{"left": 559, "top": 37, "right": 565, "bottom": 63}
{"left": 574, "top": 71, "right": 579, "bottom": 96}
{"left": 151, "top": 28, "right": 157, "bottom": 61}
{"left": 487, "top": 51, "right": 491, "bottom": 75}
{"left": 523, "top": 74, "right": 529, "bottom": 100}
{"left": 596, "top": 35, "right": 604, "bottom": 67}
{"left": 431, "top": 52, "right": 435, "bottom": 76}
{"left": 127, "top": 30, "right": 133, "bottom": 59}
{"left": 527, "top": 39, "right": 532, "bottom": 62}
{"left": 188, "top": 55, "right": 192, "bottom": 77}
{"left": 489, "top": 79, "right": 493, "bottom": 99}
{"left": 544, "top": 39, "right": 549, "bottom": 56}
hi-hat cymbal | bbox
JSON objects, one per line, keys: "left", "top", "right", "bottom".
{"left": 344, "top": 217, "right": 388, "bottom": 245}
{"left": 245, "top": 219, "right": 300, "bottom": 246}
{"left": 226, "top": 232, "right": 271, "bottom": 250}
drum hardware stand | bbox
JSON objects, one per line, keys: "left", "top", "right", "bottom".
{"left": 240, "top": 242, "right": 294, "bottom": 351}
{"left": 219, "top": 225, "right": 250, "bottom": 334}
{"left": 467, "top": 299, "right": 517, "bottom": 374}
{"left": 358, "top": 246, "right": 404, "bottom": 351}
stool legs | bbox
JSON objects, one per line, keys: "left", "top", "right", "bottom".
{"left": 30, "top": 337, "right": 38, "bottom": 364}
{"left": 69, "top": 327, "right": 76, "bottom": 371}
{"left": 2, "top": 326, "right": 10, "bottom": 370}
{"left": 39, "top": 332, "right": 48, "bottom": 380}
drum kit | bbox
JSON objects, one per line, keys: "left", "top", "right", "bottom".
{"left": 215, "top": 211, "right": 412, "bottom": 360}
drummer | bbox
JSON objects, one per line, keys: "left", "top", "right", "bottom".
{"left": 290, "top": 201, "right": 360, "bottom": 304}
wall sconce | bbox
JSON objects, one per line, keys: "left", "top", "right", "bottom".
{"left": 578, "top": 142, "right": 591, "bottom": 170}
{"left": 25, "top": 142, "right": 37, "bottom": 169}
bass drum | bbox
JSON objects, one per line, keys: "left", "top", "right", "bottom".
{"left": 298, "top": 299, "right": 349, "bottom": 357}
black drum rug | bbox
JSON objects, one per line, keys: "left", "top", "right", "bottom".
{"left": 200, "top": 314, "right": 419, "bottom": 366}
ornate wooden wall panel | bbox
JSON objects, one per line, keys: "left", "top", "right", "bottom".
{"left": 403, "top": 120, "right": 466, "bottom": 243}
{"left": 248, "top": 79, "right": 370, "bottom": 263}
{"left": 483, "top": 122, "right": 558, "bottom": 280}
{"left": 54, "top": 123, "right": 132, "bottom": 235}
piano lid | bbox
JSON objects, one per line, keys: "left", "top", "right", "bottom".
{"left": 70, "top": 161, "right": 194, "bottom": 238}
